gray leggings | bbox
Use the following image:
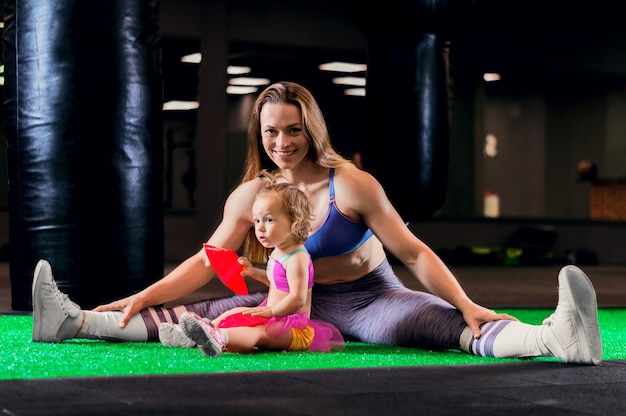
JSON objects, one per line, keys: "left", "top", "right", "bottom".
{"left": 141, "top": 259, "right": 467, "bottom": 350}
{"left": 311, "top": 260, "right": 467, "bottom": 349}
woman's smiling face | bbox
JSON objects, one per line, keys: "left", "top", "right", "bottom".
{"left": 260, "top": 102, "right": 310, "bottom": 171}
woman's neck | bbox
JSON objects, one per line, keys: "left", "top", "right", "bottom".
{"left": 277, "top": 163, "right": 327, "bottom": 187}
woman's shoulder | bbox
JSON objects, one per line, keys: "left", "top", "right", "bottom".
{"left": 235, "top": 176, "right": 267, "bottom": 193}
{"left": 331, "top": 165, "right": 386, "bottom": 215}
{"left": 334, "top": 164, "right": 380, "bottom": 188}
{"left": 225, "top": 177, "right": 266, "bottom": 207}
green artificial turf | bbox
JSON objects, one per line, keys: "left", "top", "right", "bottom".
{"left": 2, "top": 308, "right": 624, "bottom": 380}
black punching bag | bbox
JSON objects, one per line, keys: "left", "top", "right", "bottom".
{"left": 351, "top": 0, "right": 471, "bottom": 220}
{"left": 3, "top": 0, "right": 164, "bottom": 310}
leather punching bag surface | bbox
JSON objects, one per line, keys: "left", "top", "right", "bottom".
{"left": 3, "top": 0, "right": 164, "bottom": 310}
{"left": 351, "top": 0, "right": 472, "bottom": 220}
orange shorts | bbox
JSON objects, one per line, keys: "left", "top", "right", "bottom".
{"left": 288, "top": 325, "right": 314, "bottom": 351}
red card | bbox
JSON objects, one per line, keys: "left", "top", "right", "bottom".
{"left": 217, "top": 312, "right": 269, "bottom": 328}
{"left": 203, "top": 244, "right": 248, "bottom": 295}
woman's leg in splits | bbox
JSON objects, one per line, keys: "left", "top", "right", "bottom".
{"left": 312, "top": 260, "right": 601, "bottom": 365}
{"left": 462, "top": 265, "right": 601, "bottom": 365}
{"left": 31, "top": 259, "right": 267, "bottom": 343}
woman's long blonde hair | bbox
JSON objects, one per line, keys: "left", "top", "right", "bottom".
{"left": 242, "top": 82, "right": 352, "bottom": 262}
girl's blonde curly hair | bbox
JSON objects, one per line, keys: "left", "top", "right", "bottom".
{"left": 255, "top": 170, "right": 313, "bottom": 244}
{"left": 250, "top": 170, "right": 314, "bottom": 263}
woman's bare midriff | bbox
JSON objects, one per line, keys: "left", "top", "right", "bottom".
{"left": 311, "top": 237, "right": 387, "bottom": 284}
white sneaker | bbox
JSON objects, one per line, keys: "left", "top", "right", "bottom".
{"left": 179, "top": 312, "right": 225, "bottom": 357}
{"left": 32, "top": 259, "right": 82, "bottom": 343}
{"left": 159, "top": 322, "right": 197, "bottom": 348}
{"left": 543, "top": 265, "right": 602, "bottom": 365}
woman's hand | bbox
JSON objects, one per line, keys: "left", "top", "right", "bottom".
{"left": 461, "top": 302, "right": 518, "bottom": 339}
{"left": 92, "top": 294, "right": 144, "bottom": 328}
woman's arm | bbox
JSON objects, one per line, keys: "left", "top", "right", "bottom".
{"left": 93, "top": 178, "right": 265, "bottom": 327}
{"left": 338, "top": 166, "right": 515, "bottom": 337}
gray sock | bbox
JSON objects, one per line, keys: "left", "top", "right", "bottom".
{"left": 461, "top": 320, "right": 551, "bottom": 359}
{"left": 78, "top": 310, "right": 148, "bottom": 342}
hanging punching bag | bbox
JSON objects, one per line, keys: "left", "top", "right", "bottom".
{"left": 3, "top": 0, "right": 164, "bottom": 310}
{"left": 351, "top": 0, "right": 472, "bottom": 220}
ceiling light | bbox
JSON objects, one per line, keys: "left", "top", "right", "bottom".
{"left": 229, "top": 77, "right": 270, "bottom": 86}
{"left": 319, "top": 62, "right": 367, "bottom": 73}
{"left": 483, "top": 73, "right": 501, "bottom": 82}
{"left": 181, "top": 53, "right": 201, "bottom": 64}
{"left": 162, "top": 100, "right": 199, "bottom": 111}
{"left": 332, "top": 76, "right": 366, "bottom": 86}
{"left": 227, "top": 65, "right": 251, "bottom": 75}
{"left": 344, "top": 88, "right": 366, "bottom": 97}
{"left": 227, "top": 86, "right": 258, "bottom": 95}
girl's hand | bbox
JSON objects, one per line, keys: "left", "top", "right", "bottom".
{"left": 241, "top": 306, "right": 273, "bottom": 318}
{"left": 239, "top": 256, "right": 255, "bottom": 275}
{"left": 238, "top": 257, "right": 270, "bottom": 286}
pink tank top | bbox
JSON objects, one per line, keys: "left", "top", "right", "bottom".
{"left": 269, "top": 247, "right": 314, "bottom": 292}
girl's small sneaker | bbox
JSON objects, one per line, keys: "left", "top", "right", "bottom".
{"left": 180, "top": 312, "right": 226, "bottom": 357}
{"left": 158, "top": 322, "right": 196, "bottom": 348}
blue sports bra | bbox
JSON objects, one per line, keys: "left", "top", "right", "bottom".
{"left": 304, "top": 168, "right": 374, "bottom": 260}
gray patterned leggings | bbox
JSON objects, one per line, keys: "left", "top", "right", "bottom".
{"left": 140, "top": 259, "right": 467, "bottom": 350}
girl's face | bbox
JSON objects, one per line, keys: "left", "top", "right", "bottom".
{"left": 252, "top": 193, "right": 294, "bottom": 249}
{"left": 260, "top": 103, "right": 310, "bottom": 171}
